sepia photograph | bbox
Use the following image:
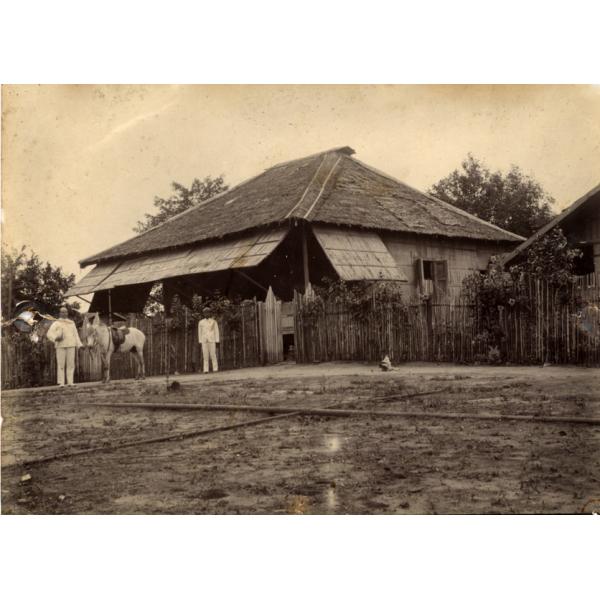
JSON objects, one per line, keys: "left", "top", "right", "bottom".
{"left": 2, "top": 84, "right": 599, "bottom": 516}
{"left": 3, "top": 2, "right": 600, "bottom": 597}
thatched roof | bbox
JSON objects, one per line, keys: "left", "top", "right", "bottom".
{"left": 81, "top": 146, "right": 523, "bottom": 267}
{"left": 502, "top": 182, "right": 600, "bottom": 266}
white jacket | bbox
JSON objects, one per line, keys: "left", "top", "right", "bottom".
{"left": 47, "top": 319, "right": 83, "bottom": 349}
{"left": 198, "top": 318, "right": 220, "bottom": 344}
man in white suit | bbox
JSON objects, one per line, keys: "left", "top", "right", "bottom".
{"left": 198, "top": 307, "right": 220, "bottom": 373}
{"left": 46, "top": 305, "right": 83, "bottom": 386}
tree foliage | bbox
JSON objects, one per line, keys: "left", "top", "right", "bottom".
{"left": 429, "top": 154, "right": 555, "bottom": 238}
{"left": 1, "top": 245, "right": 79, "bottom": 319}
{"left": 134, "top": 176, "right": 228, "bottom": 233}
{"left": 165, "top": 292, "right": 250, "bottom": 333}
{"left": 516, "top": 227, "right": 583, "bottom": 287}
{"left": 299, "top": 278, "right": 407, "bottom": 321}
{"left": 461, "top": 228, "right": 582, "bottom": 361}
{"left": 143, "top": 283, "right": 165, "bottom": 316}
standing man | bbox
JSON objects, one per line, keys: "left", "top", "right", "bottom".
{"left": 46, "top": 306, "right": 83, "bottom": 386}
{"left": 198, "top": 307, "right": 220, "bottom": 373}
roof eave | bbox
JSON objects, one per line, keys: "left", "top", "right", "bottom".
{"left": 501, "top": 182, "right": 600, "bottom": 266}
{"left": 80, "top": 220, "right": 294, "bottom": 268}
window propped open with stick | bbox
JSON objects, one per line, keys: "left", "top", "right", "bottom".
{"left": 415, "top": 258, "right": 449, "bottom": 299}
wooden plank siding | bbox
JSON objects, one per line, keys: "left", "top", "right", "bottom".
{"left": 381, "top": 232, "right": 509, "bottom": 299}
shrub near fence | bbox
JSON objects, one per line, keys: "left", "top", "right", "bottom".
{"left": 294, "top": 274, "right": 600, "bottom": 366}
{"left": 1, "top": 303, "right": 261, "bottom": 389}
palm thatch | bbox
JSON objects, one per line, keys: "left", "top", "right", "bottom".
{"left": 81, "top": 146, "right": 523, "bottom": 267}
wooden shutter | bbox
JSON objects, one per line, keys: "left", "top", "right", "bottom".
{"left": 414, "top": 258, "right": 424, "bottom": 294}
{"left": 432, "top": 260, "right": 449, "bottom": 297}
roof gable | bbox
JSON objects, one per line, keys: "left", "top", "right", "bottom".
{"left": 502, "top": 182, "right": 600, "bottom": 266}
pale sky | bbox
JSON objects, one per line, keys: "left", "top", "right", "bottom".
{"left": 2, "top": 85, "right": 600, "bottom": 281}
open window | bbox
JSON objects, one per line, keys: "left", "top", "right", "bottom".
{"left": 415, "top": 258, "right": 449, "bottom": 298}
{"left": 573, "top": 243, "right": 595, "bottom": 276}
{"left": 423, "top": 260, "right": 433, "bottom": 281}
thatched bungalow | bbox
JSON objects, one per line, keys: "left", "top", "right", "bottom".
{"left": 502, "top": 182, "right": 600, "bottom": 275}
{"left": 67, "top": 146, "right": 523, "bottom": 312}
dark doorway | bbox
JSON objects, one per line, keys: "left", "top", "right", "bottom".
{"left": 283, "top": 333, "right": 296, "bottom": 361}
{"left": 574, "top": 244, "right": 594, "bottom": 276}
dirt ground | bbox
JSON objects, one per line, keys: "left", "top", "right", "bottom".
{"left": 2, "top": 363, "right": 599, "bottom": 514}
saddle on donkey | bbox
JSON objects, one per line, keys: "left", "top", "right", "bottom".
{"left": 110, "top": 326, "right": 130, "bottom": 350}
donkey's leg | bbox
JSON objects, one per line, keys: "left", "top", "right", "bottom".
{"left": 103, "top": 349, "right": 113, "bottom": 383}
{"left": 99, "top": 352, "right": 108, "bottom": 383}
{"left": 132, "top": 349, "right": 142, "bottom": 380}
{"left": 138, "top": 347, "right": 146, "bottom": 380}
{"left": 133, "top": 351, "right": 139, "bottom": 380}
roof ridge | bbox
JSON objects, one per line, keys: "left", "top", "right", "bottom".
{"left": 346, "top": 155, "right": 525, "bottom": 242}
{"left": 284, "top": 151, "right": 345, "bottom": 221}
{"left": 284, "top": 154, "right": 329, "bottom": 219}
{"left": 270, "top": 146, "right": 355, "bottom": 170}
{"left": 304, "top": 155, "right": 343, "bottom": 219}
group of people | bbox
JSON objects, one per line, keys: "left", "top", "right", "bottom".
{"left": 43, "top": 305, "right": 221, "bottom": 387}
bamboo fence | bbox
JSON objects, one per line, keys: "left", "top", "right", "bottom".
{"left": 1, "top": 302, "right": 262, "bottom": 389}
{"left": 294, "top": 274, "right": 600, "bottom": 366}
{"left": 2, "top": 275, "right": 599, "bottom": 389}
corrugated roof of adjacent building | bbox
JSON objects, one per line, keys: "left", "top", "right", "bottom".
{"left": 80, "top": 146, "right": 523, "bottom": 267}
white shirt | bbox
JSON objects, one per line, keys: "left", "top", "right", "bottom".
{"left": 47, "top": 319, "right": 83, "bottom": 349}
{"left": 198, "top": 318, "right": 220, "bottom": 344}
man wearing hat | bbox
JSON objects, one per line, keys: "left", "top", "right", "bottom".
{"left": 197, "top": 307, "right": 220, "bottom": 373}
{"left": 46, "top": 305, "right": 83, "bottom": 386}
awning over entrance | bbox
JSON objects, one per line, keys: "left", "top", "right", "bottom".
{"left": 66, "top": 228, "right": 288, "bottom": 297}
{"left": 312, "top": 225, "right": 408, "bottom": 281}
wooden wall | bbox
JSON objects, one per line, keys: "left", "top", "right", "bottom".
{"left": 381, "top": 232, "right": 514, "bottom": 298}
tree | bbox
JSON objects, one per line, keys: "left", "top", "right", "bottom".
{"left": 134, "top": 176, "right": 228, "bottom": 233}
{"left": 1, "top": 245, "right": 79, "bottom": 318}
{"left": 143, "top": 282, "right": 164, "bottom": 316}
{"left": 461, "top": 227, "right": 582, "bottom": 362}
{"left": 510, "top": 227, "right": 582, "bottom": 288}
{"left": 429, "top": 155, "right": 555, "bottom": 238}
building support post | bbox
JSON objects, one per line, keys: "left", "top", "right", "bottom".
{"left": 107, "top": 289, "right": 113, "bottom": 325}
{"left": 302, "top": 222, "right": 310, "bottom": 293}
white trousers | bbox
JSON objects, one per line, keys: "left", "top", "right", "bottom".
{"left": 56, "top": 346, "right": 76, "bottom": 385}
{"left": 201, "top": 342, "right": 219, "bottom": 373}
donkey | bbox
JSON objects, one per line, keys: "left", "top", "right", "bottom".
{"left": 80, "top": 313, "right": 146, "bottom": 382}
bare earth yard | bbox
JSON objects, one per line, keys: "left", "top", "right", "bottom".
{"left": 2, "top": 363, "right": 599, "bottom": 514}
